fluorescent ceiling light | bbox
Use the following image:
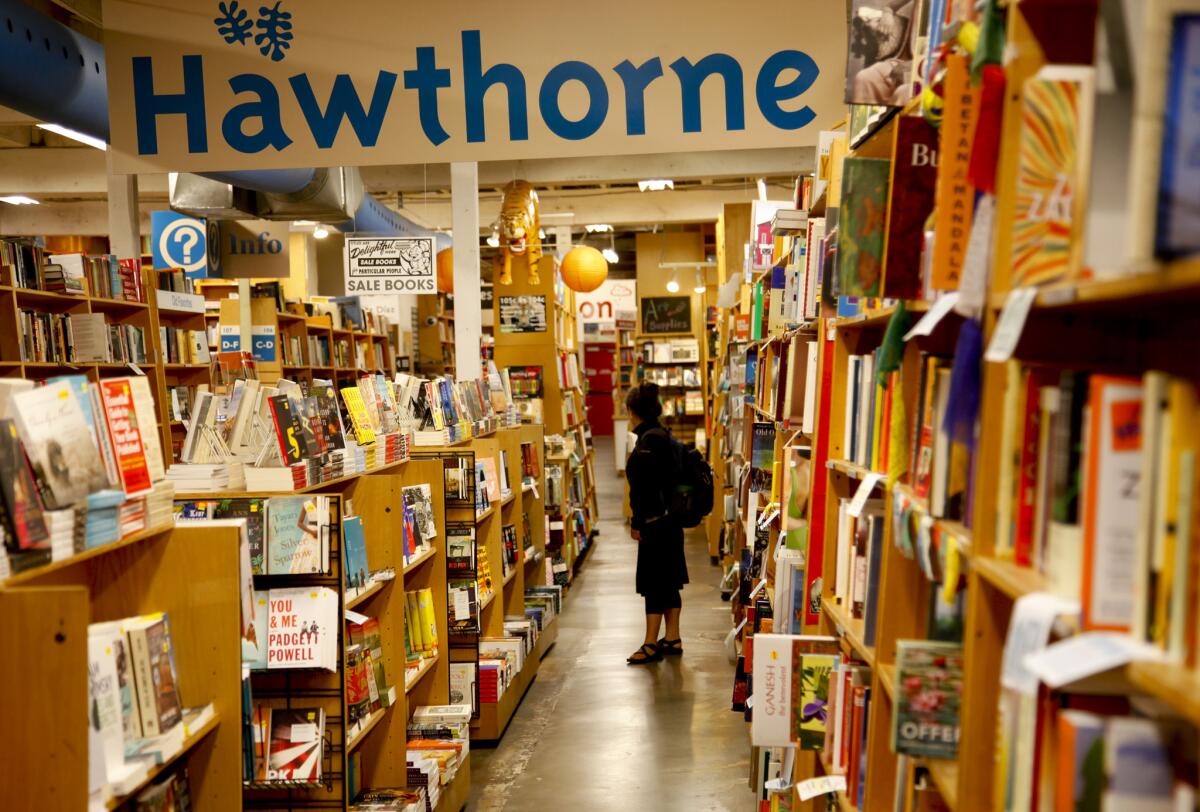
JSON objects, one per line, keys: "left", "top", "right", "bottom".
{"left": 293, "top": 219, "right": 317, "bottom": 227}
{"left": 602, "top": 248, "right": 619, "bottom": 264}
{"left": 312, "top": 225, "right": 329, "bottom": 239}
{"left": 36, "top": 123, "right": 107, "bottom": 151}
{"left": 638, "top": 179, "right": 674, "bottom": 192}
{"left": 0, "top": 195, "right": 39, "bottom": 205}
{"left": 586, "top": 224, "right": 613, "bottom": 233}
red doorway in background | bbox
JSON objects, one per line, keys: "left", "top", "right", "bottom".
{"left": 583, "top": 342, "right": 616, "bottom": 435}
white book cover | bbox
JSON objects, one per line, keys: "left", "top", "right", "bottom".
{"left": 750, "top": 634, "right": 793, "bottom": 746}
{"left": 1083, "top": 377, "right": 1144, "bottom": 631}
{"left": 68, "top": 313, "right": 112, "bottom": 362}
{"left": 802, "top": 341, "right": 819, "bottom": 435}
{"left": 87, "top": 628, "right": 129, "bottom": 785}
{"left": 127, "top": 376, "right": 165, "bottom": 482}
{"left": 8, "top": 379, "right": 108, "bottom": 509}
{"left": 267, "top": 586, "right": 339, "bottom": 671}
{"left": 835, "top": 500, "right": 851, "bottom": 602}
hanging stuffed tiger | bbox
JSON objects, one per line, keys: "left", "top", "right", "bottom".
{"left": 497, "top": 180, "right": 542, "bottom": 286}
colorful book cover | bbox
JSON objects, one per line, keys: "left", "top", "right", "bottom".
{"left": 268, "top": 394, "right": 306, "bottom": 465}
{"left": 267, "top": 587, "right": 338, "bottom": 671}
{"left": 1011, "top": 66, "right": 1096, "bottom": 287}
{"left": 310, "top": 380, "right": 347, "bottom": 451}
{"left": 791, "top": 636, "right": 841, "bottom": 750}
{"left": 340, "top": 386, "right": 377, "bottom": 445}
{"left": 750, "top": 422, "right": 776, "bottom": 494}
{"left": 892, "top": 639, "right": 964, "bottom": 758}
{"left": 126, "top": 613, "right": 182, "bottom": 736}
{"left": 447, "top": 527, "right": 475, "bottom": 572}
{"left": 266, "top": 496, "right": 324, "bottom": 575}
{"left": 838, "top": 157, "right": 891, "bottom": 297}
{"left": 247, "top": 590, "right": 269, "bottom": 670}
{"left": 342, "top": 514, "right": 370, "bottom": 592}
{"left": 478, "top": 457, "right": 501, "bottom": 504}
{"left": 402, "top": 484, "right": 437, "bottom": 545}
{"left": 267, "top": 707, "right": 324, "bottom": 781}
{"left": 883, "top": 116, "right": 940, "bottom": 299}
{"left": 0, "top": 419, "right": 48, "bottom": 555}
{"left": 98, "top": 378, "right": 152, "bottom": 497}
{"left": 932, "top": 53, "right": 980, "bottom": 290}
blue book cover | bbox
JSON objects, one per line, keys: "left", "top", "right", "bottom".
{"left": 862, "top": 512, "right": 885, "bottom": 647}
{"left": 1156, "top": 15, "right": 1200, "bottom": 259}
{"left": 342, "top": 515, "right": 369, "bottom": 592}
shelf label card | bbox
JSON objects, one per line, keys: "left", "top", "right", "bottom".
{"left": 1025, "top": 631, "right": 1163, "bottom": 690}
{"left": 985, "top": 287, "right": 1039, "bottom": 363}
{"left": 904, "top": 292, "right": 961, "bottom": 341}
{"left": 797, "top": 775, "right": 847, "bottom": 801}
{"left": 1000, "top": 592, "right": 1080, "bottom": 695}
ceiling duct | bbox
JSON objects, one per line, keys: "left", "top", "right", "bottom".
{"left": 254, "top": 167, "right": 364, "bottom": 226}
{"left": 168, "top": 174, "right": 258, "bottom": 221}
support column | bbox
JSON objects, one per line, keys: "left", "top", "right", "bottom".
{"left": 451, "top": 161, "right": 482, "bottom": 380}
{"left": 105, "top": 151, "right": 140, "bottom": 258}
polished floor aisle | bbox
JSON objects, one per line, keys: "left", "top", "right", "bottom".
{"left": 468, "top": 436, "right": 749, "bottom": 811}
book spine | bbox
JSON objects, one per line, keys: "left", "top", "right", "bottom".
{"left": 127, "top": 626, "right": 160, "bottom": 736}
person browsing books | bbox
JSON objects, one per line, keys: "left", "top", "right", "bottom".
{"left": 624, "top": 383, "right": 688, "bottom": 665}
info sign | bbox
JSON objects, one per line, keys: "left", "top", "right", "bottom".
{"left": 344, "top": 236, "right": 436, "bottom": 295}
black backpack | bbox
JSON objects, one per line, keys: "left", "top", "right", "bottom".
{"left": 649, "top": 428, "right": 714, "bottom": 528}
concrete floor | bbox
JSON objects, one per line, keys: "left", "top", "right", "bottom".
{"left": 468, "top": 436, "right": 750, "bottom": 811}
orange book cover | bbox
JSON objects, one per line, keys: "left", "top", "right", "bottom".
{"left": 1080, "top": 375, "right": 1143, "bottom": 631}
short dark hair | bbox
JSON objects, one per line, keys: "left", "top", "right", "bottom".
{"left": 625, "top": 383, "right": 662, "bottom": 421}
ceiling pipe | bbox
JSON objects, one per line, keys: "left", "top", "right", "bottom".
{"left": 0, "top": 0, "right": 442, "bottom": 245}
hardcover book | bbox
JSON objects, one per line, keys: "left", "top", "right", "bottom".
{"left": 446, "top": 526, "right": 475, "bottom": 572}
{"left": 749, "top": 634, "right": 840, "bottom": 750}
{"left": 1156, "top": 15, "right": 1200, "bottom": 259}
{"left": 402, "top": 484, "right": 438, "bottom": 545}
{"left": 0, "top": 418, "right": 49, "bottom": 557}
{"left": 750, "top": 422, "right": 776, "bottom": 494}
{"left": 892, "top": 639, "right": 964, "bottom": 759}
{"left": 266, "top": 496, "right": 327, "bottom": 575}
{"left": 8, "top": 379, "right": 108, "bottom": 509}
{"left": 267, "top": 707, "right": 325, "bottom": 781}
{"left": 125, "top": 612, "right": 183, "bottom": 737}
{"left": 267, "top": 587, "right": 339, "bottom": 671}
{"left": 883, "top": 116, "right": 940, "bottom": 299}
{"left": 213, "top": 498, "right": 266, "bottom": 575}
{"left": 837, "top": 157, "right": 891, "bottom": 298}
{"left": 1010, "top": 66, "right": 1096, "bottom": 288}
{"left": 98, "top": 378, "right": 153, "bottom": 498}
{"left": 268, "top": 394, "right": 308, "bottom": 465}
{"left": 342, "top": 514, "right": 370, "bottom": 592}
{"left": 340, "top": 386, "right": 377, "bottom": 446}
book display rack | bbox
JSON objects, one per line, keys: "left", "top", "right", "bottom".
{"left": 722, "top": 3, "right": 1200, "bottom": 810}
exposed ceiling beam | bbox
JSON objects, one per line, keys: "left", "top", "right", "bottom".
{"left": 0, "top": 200, "right": 154, "bottom": 236}
{"left": 363, "top": 148, "right": 812, "bottom": 193}
{"left": 397, "top": 184, "right": 793, "bottom": 232}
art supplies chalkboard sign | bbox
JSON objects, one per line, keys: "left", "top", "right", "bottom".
{"left": 640, "top": 296, "right": 692, "bottom": 335}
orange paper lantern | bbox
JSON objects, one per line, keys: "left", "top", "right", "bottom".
{"left": 560, "top": 246, "right": 609, "bottom": 293}
{"left": 436, "top": 248, "right": 454, "bottom": 293}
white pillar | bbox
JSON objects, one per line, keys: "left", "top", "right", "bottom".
{"left": 105, "top": 152, "right": 140, "bottom": 259}
{"left": 451, "top": 161, "right": 482, "bottom": 380}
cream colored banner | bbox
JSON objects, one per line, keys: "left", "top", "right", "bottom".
{"left": 102, "top": 0, "right": 847, "bottom": 173}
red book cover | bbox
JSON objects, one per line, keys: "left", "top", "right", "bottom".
{"left": 883, "top": 117, "right": 941, "bottom": 299}
{"left": 1015, "top": 369, "right": 1056, "bottom": 566}
{"left": 803, "top": 324, "right": 836, "bottom": 626}
{"left": 98, "top": 378, "right": 152, "bottom": 497}
{"left": 880, "top": 373, "right": 894, "bottom": 473}
{"left": 269, "top": 395, "right": 305, "bottom": 464}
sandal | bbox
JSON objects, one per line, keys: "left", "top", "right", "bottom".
{"left": 626, "top": 643, "right": 663, "bottom": 665}
{"left": 657, "top": 638, "right": 683, "bottom": 656}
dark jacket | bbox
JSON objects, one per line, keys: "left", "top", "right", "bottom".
{"left": 627, "top": 420, "right": 689, "bottom": 595}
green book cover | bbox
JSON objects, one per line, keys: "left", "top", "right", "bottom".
{"left": 892, "top": 639, "right": 964, "bottom": 758}
{"left": 838, "top": 157, "right": 891, "bottom": 298}
{"left": 751, "top": 279, "right": 765, "bottom": 340}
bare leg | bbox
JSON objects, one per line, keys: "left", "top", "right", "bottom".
{"left": 645, "top": 613, "right": 664, "bottom": 646}
{"left": 664, "top": 607, "right": 681, "bottom": 640}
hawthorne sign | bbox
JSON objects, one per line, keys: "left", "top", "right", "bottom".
{"left": 101, "top": 0, "right": 846, "bottom": 172}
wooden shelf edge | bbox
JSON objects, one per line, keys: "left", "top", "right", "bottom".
{"left": 345, "top": 579, "right": 386, "bottom": 610}
{"left": 971, "top": 556, "right": 1048, "bottom": 601}
{"left": 403, "top": 545, "right": 438, "bottom": 575}
{"left": 502, "top": 568, "right": 517, "bottom": 587}
{"left": 404, "top": 656, "right": 437, "bottom": 694}
{"left": 1125, "top": 660, "right": 1200, "bottom": 726}
{"left": 480, "top": 590, "right": 496, "bottom": 611}
{"left": 345, "top": 706, "right": 390, "bottom": 752}
{"left": 105, "top": 711, "right": 220, "bottom": 809}
{"left": 821, "top": 596, "right": 876, "bottom": 666}
{"left": 3, "top": 521, "right": 175, "bottom": 586}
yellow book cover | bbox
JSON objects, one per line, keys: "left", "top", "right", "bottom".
{"left": 356, "top": 377, "right": 383, "bottom": 434}
{"left": 417, "top": 587, "right": 439, "bottom": 654}
{"left": 405, "top": 590, "right": 428, "bottom": 653}
{"left": 340, "top": 387, "right": 377, "bottom": 445}
{"left": 871, "top": 378, "right": 885, "bottom": 472}
{"left": 1159, "top": 380, "right": 1199, "bottom": 657}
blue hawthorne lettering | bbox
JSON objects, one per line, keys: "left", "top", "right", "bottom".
{"left": 288, "top": 71, "right": 398, "bottom": 149}
{"left": 755, "top": 50, "right": 820, "bottom": 130}
{"left": 403, "top": 46, "right": 452, "bottom": 146}
{"left": 132, "top": 54, "right": 208, "bottom": 155}
{"left": 539, "top": 61, "right": 609, "bottom": 141}
{"left": 612, "top": 58, "right": 663, "bottom": 136}
{"left": 223, "top": 73, "right": 293, "bottom": 153}
{"left": 462, "top": 29, "right": 528, "bottom": 143}
{"left": 669, "top": 53, "right": 745, "bottom": 133}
